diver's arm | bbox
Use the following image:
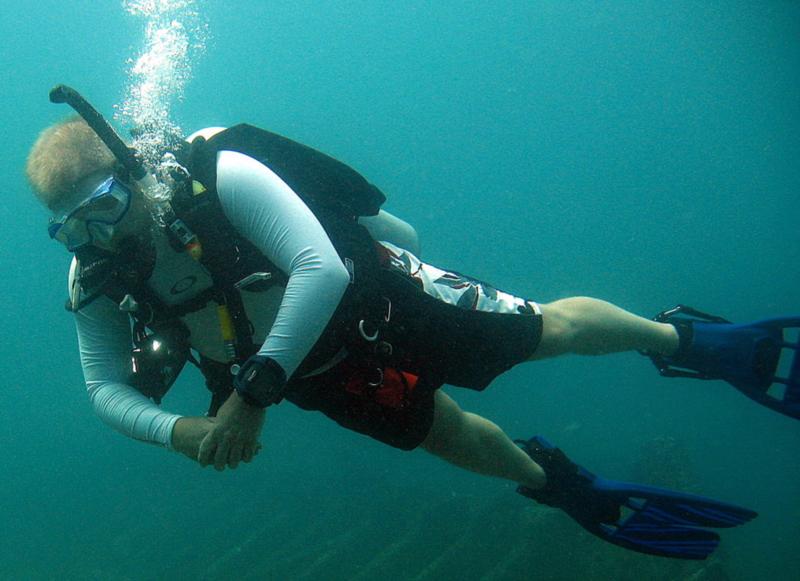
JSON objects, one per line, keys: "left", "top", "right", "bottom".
{"left": 214, "top": 150, "right": 351, "bottom": 380}
{"left": 75, "top": 296, "right": 182, "bottom": 448}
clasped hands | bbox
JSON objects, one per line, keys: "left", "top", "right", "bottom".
{"left": 172, "top": 391, "right": 265, "bottom": 471}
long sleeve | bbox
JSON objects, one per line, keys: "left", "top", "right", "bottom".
{"left": 214, "top": 150, "right": 351, "bottom": 378}
{"left": 75, "top": 293, "right": 181, "bottom": 447}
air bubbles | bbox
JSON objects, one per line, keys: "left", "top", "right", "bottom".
{"left": 116, "top": 0, "right": 208, "bottom": 174}
{"left": 124, "top": 0, "right": 195, "bottom": 16}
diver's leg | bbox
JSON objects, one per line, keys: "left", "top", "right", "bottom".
{"left": 359, "top": 210, "right": 421, "bottom": 255}
{"left": 421, "top": 391, "right": 545, "bottom": 489}
{"left": 531, "top": 297, "right": 678, "bottom": 360}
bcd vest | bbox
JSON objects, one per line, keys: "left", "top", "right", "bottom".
{"left": 72, "top": 124, "right": 388, "bottom": 409}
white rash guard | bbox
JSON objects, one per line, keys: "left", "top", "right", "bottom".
{"left": 72, "top": 138, "right": 418, "bottom": 449}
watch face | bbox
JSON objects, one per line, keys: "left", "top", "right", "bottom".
{"left": 245, "top": 365, "right": 260, "bottom": 383}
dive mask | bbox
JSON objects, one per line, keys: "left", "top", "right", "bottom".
{"left": 48, "top": 176, "right": 133, "bottom": 251}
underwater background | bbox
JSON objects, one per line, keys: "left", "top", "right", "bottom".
{"left": 1, "top": 1, "right": 798, "bottom": 579}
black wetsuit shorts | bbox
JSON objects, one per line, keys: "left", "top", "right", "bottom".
{"left": 285, "top": 243, "right": 543, "bottom": 450}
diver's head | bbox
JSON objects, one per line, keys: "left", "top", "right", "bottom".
{"left": 27, "top": 116, "right": 151, "bottom": 252}
{"left": 27, "top": 116, "right": 116, "bottom": 211}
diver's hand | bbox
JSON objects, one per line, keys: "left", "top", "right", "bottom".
{"left": 198, "top": 391, "right": 265, "bottom": 471}
{"left": 172, "top": 416, "right": 217, "bottom": 462}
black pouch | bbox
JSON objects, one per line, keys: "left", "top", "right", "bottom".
{"left": 130, "top": 322, "right": 191, "bottom": 404}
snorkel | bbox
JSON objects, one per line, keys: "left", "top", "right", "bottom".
{"left": 49, "top": 84, "right": 161, "bottom": 194}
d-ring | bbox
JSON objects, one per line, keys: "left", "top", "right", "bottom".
{"left": 367, "top": 367, "right": 384, "bottom": 388}
{"left": 358, "top": 319, "right": 379, "bottom": 342}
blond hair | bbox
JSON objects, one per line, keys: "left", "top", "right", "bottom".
{"left": 26, "top": 116, "right": 117, "bottom": 211}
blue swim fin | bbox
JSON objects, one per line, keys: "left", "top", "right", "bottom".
{"left": 649, "top": 305, "right": 800, "bottom": 420}
{"left": 516, "top": 436, "right": 757, "bottom": 560}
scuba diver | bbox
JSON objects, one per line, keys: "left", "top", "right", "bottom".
{"left": 26, "top": 85, "right": 799, "bottom": 560}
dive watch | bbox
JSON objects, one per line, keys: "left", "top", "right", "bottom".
{"left": 234, "top": 355, "right": 288, "bottom": 408}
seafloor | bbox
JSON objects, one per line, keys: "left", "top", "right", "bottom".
{"left": 13, "top": 437, "right": 733, "bottom": 580}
